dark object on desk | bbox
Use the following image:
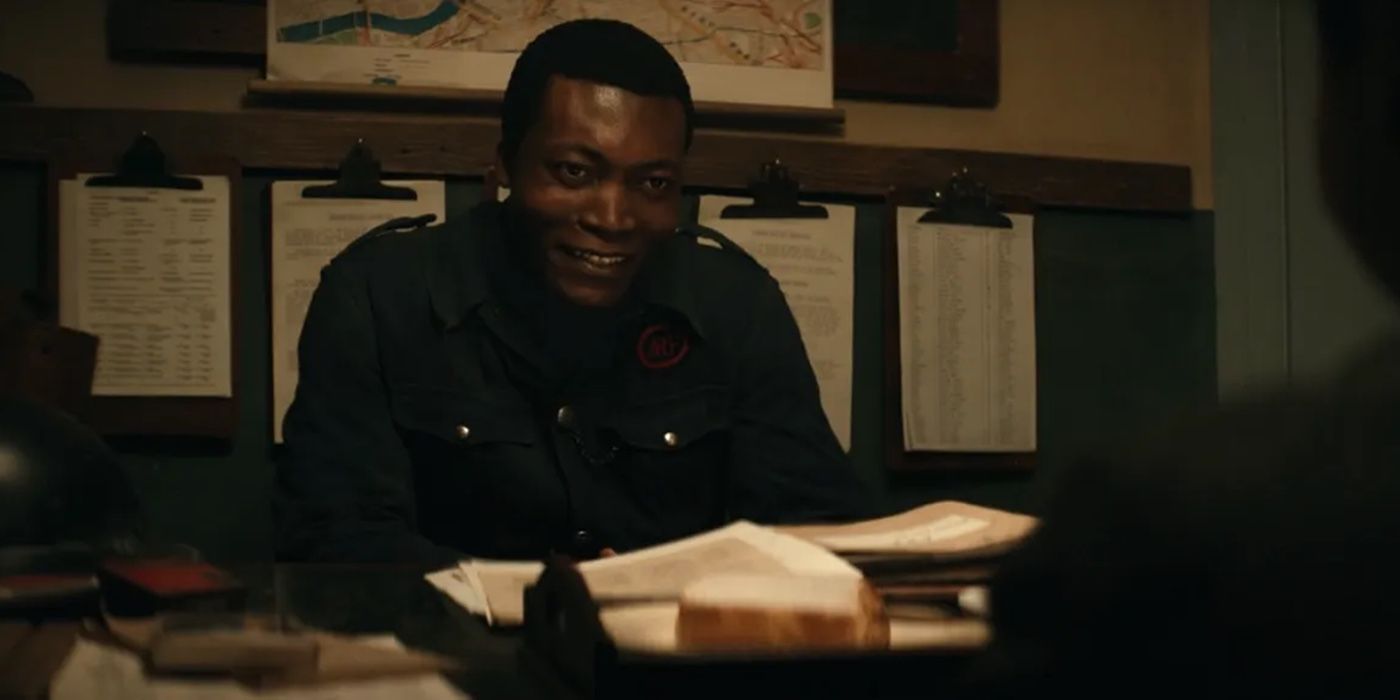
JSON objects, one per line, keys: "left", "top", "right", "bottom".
{"left": 301, "top": 139, "right": 418, "bottom": 201}
{"left": 719, "top": 160, "right": 828, "bottom": 219}
{"left": 85, "top": 132, "right": 204, "bottom": 190}
{"left": 0, "top": 546, "right": 99, "bottom": 622}
{"left": 0, "top": 71, "right": 33, "bottom": 103}
{"left": 523, "top": 556, "right": 605, "bottom": 693}
{"left": 99, "top": 559, "right": 247, "bottom": 617}
{"left": 0, "top": 397, "right": 144, "bottom": 550}
{"left": 0, "top": 297, "right": 136, "bottom": 621}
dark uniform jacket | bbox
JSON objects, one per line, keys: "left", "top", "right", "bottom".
{"left": 276, "top": 202, "right": 871, "bottom": 566}
{"left": 968, "top": 336, "right": 1400, "bottom": 698}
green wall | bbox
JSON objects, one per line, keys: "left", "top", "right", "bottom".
{"left": 1212, "top": 0, "right": 1398, "bottom": 396}
{"left": 0, "top": 165, "right": 1215, "bottom": 561}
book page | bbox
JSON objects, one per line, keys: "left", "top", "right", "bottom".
{"left": 813, "top": 514, "right": 992, "bottom": 551}
{"left": 461, "top": 560, "right": 545, "bottom": 627}
{"left": 269, "top": 181, "right": 445, "bottom": 442}
{"left": 59, "top": 175, "right": 233, "bottom": 397}
{"left": 896, "top": 209, "right": 1037, "bottom": 452}
{"left": 580, "top": 521, "right": 856, "bottom": 601}
{"left": 697, "top": 196, "right": 856, "bottom": 450}
{"left": 423, "top": 567, "right": 486, "bottom": 618}
{"left": 776, "top": 500, "right": 1038, "bottom": 555}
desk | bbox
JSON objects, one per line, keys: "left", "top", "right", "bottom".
{"left": 9, "top": 565, "right": 975, "bottom": 698}
{"left": 238, "top": 564, "right": 551, "bottom": 700}
{"left": 239, "top": 564, "right": 975, "bottom": 700}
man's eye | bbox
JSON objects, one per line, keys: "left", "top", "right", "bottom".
{"left": 642, "top": 176, "right": 673, "bottom": 193}
{"left": 555, "top": 162, "right": 591, "bottom": 183}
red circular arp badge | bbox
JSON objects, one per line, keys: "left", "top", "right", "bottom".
{"left": 636, "top": 324, "right": 690, "bottom": 370}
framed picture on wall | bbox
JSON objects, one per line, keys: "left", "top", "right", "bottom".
{"left": 834, "top": 0, "right": 999, "bottom": 107}
{"left": 264, "top": 0, "right": 836, "bottom": 109}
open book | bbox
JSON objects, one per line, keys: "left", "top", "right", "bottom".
{"left": 776, "top": 501, "right": 1038, "bottom": 558}
{"left": 427, "top": 521, "right": 859, "bottom": 626}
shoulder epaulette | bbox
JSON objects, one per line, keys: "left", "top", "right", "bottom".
{"left": 344, "top": 213, "right": 438, "bottom": 252}
{"left": 678, "top": 224, "right": 758, "bottom": 265}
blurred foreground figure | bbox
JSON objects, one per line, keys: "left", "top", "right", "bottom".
{"left": 970, "top": 3, "right": 1400, "bottom": 697}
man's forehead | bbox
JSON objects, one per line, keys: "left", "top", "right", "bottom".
{"left": 533, "top": 76, "right": 686, "bottom": 157}
{"left": 549, "top": 79, "right": 632, "bottom": 120}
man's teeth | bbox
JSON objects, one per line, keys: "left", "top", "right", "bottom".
{"left": 566, "top": 248, "right": 627, "bottom": 267}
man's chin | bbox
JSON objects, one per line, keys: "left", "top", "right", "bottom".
{"left": 554, "top": 279, "right": 626, "bottom": 308}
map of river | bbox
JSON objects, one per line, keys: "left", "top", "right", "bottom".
{"left": 273, "top": 0, "right": 826, "bottom": 71}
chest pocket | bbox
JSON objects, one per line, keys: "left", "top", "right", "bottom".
{"left": 387, "top": 384, "right": 555, "bottom": 556}
{"left": 388, "top": 384, "right": 536, "bottom": 448}
{"left": 602, "top": 385, "right": 733, "bottom": 455}
{"left": 599, "top": 385, "right": 733, "bottom": 535}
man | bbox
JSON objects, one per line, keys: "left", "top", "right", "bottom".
{"left": 970, "top": 2, "right": 1400, "bottom": 697}
{"left": 276, "top": 19, "right": 870, "bottom": 566}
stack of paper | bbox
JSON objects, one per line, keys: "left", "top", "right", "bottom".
{"left": 426, "top": 521, "right": 859, "bottom": 627}
{"left": 425, "top": 514, "right": 1017, "bottom": 654}
{"left": 777, "top": 501, "right": 1038, "bottom": 611}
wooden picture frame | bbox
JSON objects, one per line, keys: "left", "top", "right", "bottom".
{"left": 835, "top": 0, "right": 999, "bottom": 107}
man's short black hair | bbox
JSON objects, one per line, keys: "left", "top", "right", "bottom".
{"left": 499, "top": 19, "right": 695, "bottom": 165}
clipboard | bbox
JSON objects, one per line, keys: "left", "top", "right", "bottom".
{"left": 299, "top": 140, "right": 418, "bottom": 201}
{"left": 47, "top": 134, "right": 241, "bottom": 439}
{"left": 718, "top": 160, "right": 829, "bottom": 220}
{"left": 883, "top": 170, "right": 1038, "bottom": 472}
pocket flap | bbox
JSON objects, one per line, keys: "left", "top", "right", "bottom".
{"left": 389, "top": 385, "right": 535, "bottom": 446}
{"left": 603, "top": 386, "right": 732, "bottom": 450}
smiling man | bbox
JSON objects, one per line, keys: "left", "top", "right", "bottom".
{"left": 275, "top": 19, "right": 872, "bottom": 566}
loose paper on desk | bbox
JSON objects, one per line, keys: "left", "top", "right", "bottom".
{"left": 896, "top": 209, "right": 1036, "bottom": 452}
{"left": 58, "top": 175, "right": 233, "bottom": 397}
{"left": 427, "top": 521, "right": 860, "bottom": 626}
{"left": 698, "top": 196, "right": 855, "bottom": 450}
{"left": 270, "top": 181, "right": 445, "bottom": 442}
{"left": 51, "top": 636, "right": 467, "bottom": 700}
{"left": 778, "top": 500, "right": 1038, "bottom": 556}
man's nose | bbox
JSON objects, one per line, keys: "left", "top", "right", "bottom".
{"left": 580, "top": 181, "right": 635, "bottom": 239}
